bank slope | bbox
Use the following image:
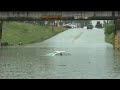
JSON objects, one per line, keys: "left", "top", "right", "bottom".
{"left": 2, "top": 21, "right": 66, "bottom": 46}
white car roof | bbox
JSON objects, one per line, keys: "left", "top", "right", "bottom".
{"left": 54, "top": 51, "right": 68, "bottom": 53}
{"left": 46, "top": 51, "right": 71, "bottom": 56}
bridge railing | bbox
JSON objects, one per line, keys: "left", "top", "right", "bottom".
{"left": 0, "top": 11, "right": 120, "bottom": 20}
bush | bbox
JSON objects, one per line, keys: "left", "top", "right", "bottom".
{"left": 104, "top": 22, "right": 115, "bottom": 45}
{"left": 104, "top": 24, "right": 115, "bottom": 35}
{"left": 107, "top": 33, "right": 114, "bottom": 44}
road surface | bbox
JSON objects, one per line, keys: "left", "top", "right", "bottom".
{"left": 0, "top": 28, "right": 120, "bottom": 79}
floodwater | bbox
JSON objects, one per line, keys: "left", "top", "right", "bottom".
{"left": 0, "top": 28, "right": 120, "bottom": 79}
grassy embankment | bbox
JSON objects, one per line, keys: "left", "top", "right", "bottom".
{"left": 104, "top": 22, "right": 115, "bottom": 45}
{"left": 2, "top": 21, "right": 66, "bottom": 46}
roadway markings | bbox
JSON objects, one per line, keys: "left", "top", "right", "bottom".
{"left": 72, "top": 30, "right": 84, "bottom": 42}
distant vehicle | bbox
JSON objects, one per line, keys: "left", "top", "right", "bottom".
{"left": 95, "top": 21, "right": 103, "bottom": 28}
{"left": 87, "top": 24, "right": 93, "bottom": 29}
{"left": 46, "top": 51, "right": 71, "bottom": 56}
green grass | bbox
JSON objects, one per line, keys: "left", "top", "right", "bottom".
{"left": 105, "top": 33, "right": 114, "bottom": 45}
{"left": 104, "top": 23, "right": 115, "bottom": 45}
{"left": 2, "top": 21, "right": 66, "bottom": 46}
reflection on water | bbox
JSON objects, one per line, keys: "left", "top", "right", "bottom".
{"left": 0, "top": 46, "right": 120, "bottom": 79}
{"left": 113, "top": 50, "right": 120, "bottom": 74}
{"left": 0, "top": 47, "right": 53, "bottom": 79}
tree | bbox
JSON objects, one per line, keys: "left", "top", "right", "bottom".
{"left": 104, "top": 22, "right": 115, "bottom": 35}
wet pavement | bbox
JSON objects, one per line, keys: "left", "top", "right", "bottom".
{"left": 0, "top": 28, "right": 120, "bottom": 79}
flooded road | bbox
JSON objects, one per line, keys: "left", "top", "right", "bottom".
{"left": 0, "top": 28, "right": 120, "bottom": 79}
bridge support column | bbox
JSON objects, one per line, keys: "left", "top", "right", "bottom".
{"left": 0, "top": 20, "right": 3, "bottom": 48}
{"left": 114, "top": 20, "right": 120, "bottom": 50}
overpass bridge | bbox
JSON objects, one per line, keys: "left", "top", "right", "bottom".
{"left": 0, "top": 11, "right": 120, "bottom": 20}
{"left": 0, "top": 11, "right": 120, "bottom": 49}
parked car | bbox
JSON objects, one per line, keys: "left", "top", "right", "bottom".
{"left": 46, "top": 51, "right": 71, "bottom": 56}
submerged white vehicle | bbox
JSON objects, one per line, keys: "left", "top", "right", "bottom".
{"left": 46, "top": 51, "right": 71, "bottom": 56}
